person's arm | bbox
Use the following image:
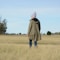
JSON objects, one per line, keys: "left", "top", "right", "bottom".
{"left": 28, "top": 20, "right": 32, "bottom": 36}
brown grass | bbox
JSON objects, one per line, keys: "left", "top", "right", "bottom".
{"left": 0, "top": 35, "right": 60, "bottom": 60}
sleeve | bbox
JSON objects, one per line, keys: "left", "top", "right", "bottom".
{"left": 28, "top": 20, "right": 32, "bottom": 35}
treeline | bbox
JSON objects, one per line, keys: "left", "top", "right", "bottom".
{"left": 5, "top": 31, "right": 60, "bottom": 35}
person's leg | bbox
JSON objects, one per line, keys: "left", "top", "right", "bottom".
{"left": 34, "top": 40, "right": 37, "bottom": 47}
{"left": 29, "top": 39, "right": 32, "bottom": 47}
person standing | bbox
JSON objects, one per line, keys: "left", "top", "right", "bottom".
{"left": 28, "top": 12, "right": 41, "bottom": 47}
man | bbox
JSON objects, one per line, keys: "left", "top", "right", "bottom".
{"left": 28, "top": 12, "right": 41, "bottom": 47}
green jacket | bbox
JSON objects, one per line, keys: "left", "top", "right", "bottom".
{"left": 28, "top": 18, "right": 41, "bottom": 41}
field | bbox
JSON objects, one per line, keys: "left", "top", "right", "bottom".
{"left": 0, "top": 35, "right": 60, "bottom": 60}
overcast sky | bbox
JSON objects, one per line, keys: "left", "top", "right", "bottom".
{"left": 0, "top": 0, "right": 60, "bottom": 34}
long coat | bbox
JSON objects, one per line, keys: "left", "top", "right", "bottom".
{"left": 28, "top": 18, "right": 41, "bottom": 41}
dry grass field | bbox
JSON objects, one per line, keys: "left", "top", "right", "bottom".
{"left": 0, "top": 35, "right": 60, "bottom": 60}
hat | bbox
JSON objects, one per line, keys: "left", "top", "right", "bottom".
{"left": 31, "top": 12, "right": 36, "bottom": 19}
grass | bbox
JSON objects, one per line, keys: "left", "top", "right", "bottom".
{"left": 0, "top": 35, "right": 60, "bottom": 60}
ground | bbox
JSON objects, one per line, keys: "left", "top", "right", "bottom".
{"left": 0, "top": 35, "right": 60, "bottom": 60}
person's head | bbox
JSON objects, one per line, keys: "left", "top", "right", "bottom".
{"left": 31, "top": 12, "right": 36, "bottom": 19}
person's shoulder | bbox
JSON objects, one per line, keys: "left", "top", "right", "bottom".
{"left": 30, "top": 18, "right": 39, "bottom": 22}
{"left": 36, "top": 18, "right": 40, "bottom": 22}
{"left": 29, "top": 19, "right": 33, "bottom": 24}
{"left": 34, "top": 18, "right": 39, "bottom": 21}
{"left": 30, "top": 19, "right": 33, "bottom": 21}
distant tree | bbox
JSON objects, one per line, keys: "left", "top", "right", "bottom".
{"left": 19, "top": 33, "right": 21, "bottom": 35}
{"left": 0, "top": 18, "right": 7, "bottom": 34}
{"left": 47, "top": 31, "right": 51, "bottom": 35}
{"left": 0, "top": 23, "right": 4, "bottom": 34}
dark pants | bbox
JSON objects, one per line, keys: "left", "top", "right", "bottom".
{"left": 29, "top": 39, "right": 37, "bottom": 47}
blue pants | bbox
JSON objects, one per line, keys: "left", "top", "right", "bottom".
{"left": 29, "top": 39, "right": 37, "bottom": 47}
